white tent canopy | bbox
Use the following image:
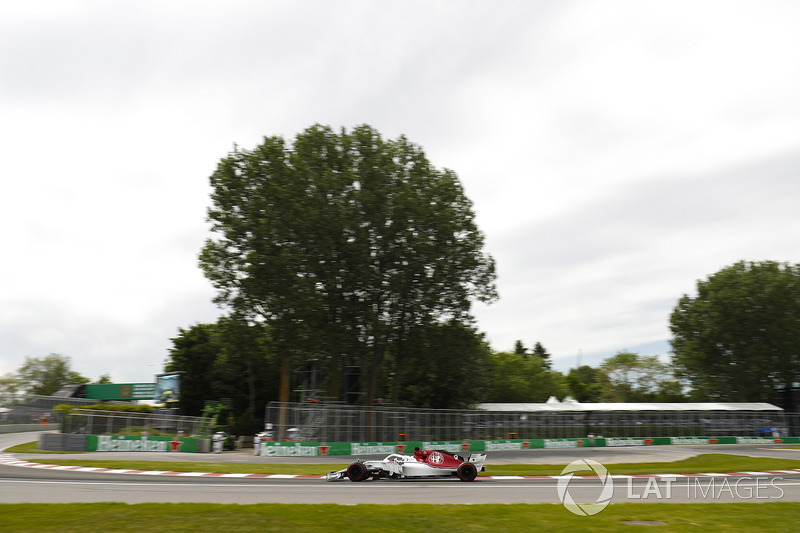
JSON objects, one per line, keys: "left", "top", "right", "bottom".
{"left": 476, "top": 401, "right": 783, "bottom": 412}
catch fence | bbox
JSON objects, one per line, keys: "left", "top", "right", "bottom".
{"left": 265, "top": 401, "right": 796, "bottom": 442}
{"left": 64, "top": 409, "right": 212, "bottom": 437}
{"left": 0, "top": 394, "right": 97, "bottom": 425}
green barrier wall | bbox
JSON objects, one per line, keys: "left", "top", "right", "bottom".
{"left": 78, "top": 435, "right": 800, "bottom": 455}
{"left": 257, "top": 436, "right": 800, "bottom": 456}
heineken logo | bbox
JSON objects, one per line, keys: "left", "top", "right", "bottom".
{"left": 97, "top": 436, "right": 168, "bottom": 452}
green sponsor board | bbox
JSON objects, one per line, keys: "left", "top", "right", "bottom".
{"left": 259, "top": 442, "right": 329, "bottom": 456}
{"left": 483, "top": 440, "right": 525, "bottom": 451}
{"left": 661, "top": 436, "right": 798, "bottom": 445}
{"left": 261, "top": 439, "right": 584, "bottom": 456}
{"left": 257, "top": 435, "right": 800, "bottom": 457}
{"left": 540, "top": 438, "right": 584, "bottom": 449}
{"left": 260, "top": 441, "right": 470, "bottom": 457}
{"left": 595, "top": 437, "right": 645, "bottom": 446}
{"left": 349, "top": 442, "right": 408, "bottom": 455}
{"left": 85, "top": 383, "right": 156, "bottom": 401}
{"left": 483, "top": 439, "right": 537, "bottom": 450}
{"left": 669, "top": 437, "right": 717, "bottom": 445}
{"left": 87, "top": 435, "right": 200, "bottom": 453}
{"left": 730, "top": 436, "right": 799, "bottom": 445}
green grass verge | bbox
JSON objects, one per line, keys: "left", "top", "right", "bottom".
{"left": 31, "top": 459, "right": 347, "bottom": 475}
{"left": 3, "top": 441, "right": 81, "bottom": 454}
{"left": 487, "top": 453, "right": 800, "bottom": 476}
{"left": 0, "top": 502, "right": 799, "bottom": 532}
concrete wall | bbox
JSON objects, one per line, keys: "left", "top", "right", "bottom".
{"left": 39, "top": 433, "right": 88, "bottom": 451}
{"left": 0, "top": 424, "right": 54, "bottom": 434}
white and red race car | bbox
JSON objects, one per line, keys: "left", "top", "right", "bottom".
{"left": 326, "top": 447, "right": 487, "bottom": 482}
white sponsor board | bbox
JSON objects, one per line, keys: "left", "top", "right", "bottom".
{"left": 422, "top": 442, "right": 463, "bottom": 453}
{"left": 604, "top": 438, "right": 645, "bottom": 447}
{"left": 350, "top": 443, "right": 397, "bottom": 455}
{"left": 261, "top": 443, "right": 320, "bottom": 456}
{"left": 544, "top": 439, "right": 579, "bottom": 449}
{"left": 672, "top": 437, "right": 710, "bottom": 445}
{"left": 97, "top": 436, "right": 168, "bottom": 452}
{"left": 485, "top": 440, "right": 524, "bottom": 451}
{"left": 736, "top": 437, "right": 776, "bottom": 444}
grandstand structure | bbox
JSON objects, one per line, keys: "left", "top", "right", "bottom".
{"left": 476, "top": 398, "right": 788, "bottom": 439}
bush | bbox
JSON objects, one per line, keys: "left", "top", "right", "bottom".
{"left": 55, "top": 403, "right": 154, "bottom": 415}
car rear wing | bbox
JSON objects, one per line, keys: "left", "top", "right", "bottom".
{"left": 467, "top": 453, "right": 487, "bottom": 464}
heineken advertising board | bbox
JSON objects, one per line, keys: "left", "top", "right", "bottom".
{"left": 257, "top": 435, "right": 800, "bottom": 456}
{"left": 79, "top": 434, "right": 800, "bottom": 455}
{"left": 87, "top": 435, "right": 201, "bottom": 453}
{"left": 85, "top": 383, "right": 156, "bottom": 401}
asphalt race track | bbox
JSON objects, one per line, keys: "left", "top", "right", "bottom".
{"left": 3, "top": 431, "right": 800, "bottom": 505}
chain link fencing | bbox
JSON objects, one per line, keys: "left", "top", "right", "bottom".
{"left": 4, "top": 395, "right": 796, "bottom": 442}
{"left": 63, "top": 409, "right": 212, "bottom": 437}
{"left": 265, "top": 401, "right": 794, "bottom": 442}
{"left": 0, "top": 394, "right": 96, "bottom": 425}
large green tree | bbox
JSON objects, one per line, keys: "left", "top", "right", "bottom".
{"left": 598, "top": 351, "right": 685, "bottom": 402}
{"left": 513, "top": 340, "right": 527, "bottom": 357}
{"left": 485, "top": 351, "right": 566, "bottom": 402}
{"left": 670, "top": 260, "right": 800, "bottom": 402}
{"left": 0, "top": 373, "right": 24, "bottom": 402}
{"left": 214, "top": 315, "right": 280, "bottom": 432}
{"left": 165, "top": 320, "right": 279, "bottom": 434}
{"left": 531, "top": 342, "right": 552, "bottom": 369}
{"left": 165, "top": 324, "right": 223, "bottom": 416}
{"left": 199, "top": 124, "right": 497, "bottom": 408}
{"left": 16, "top": 354, "right": 89, "bottom": 396}
{"left": 565, "top": 365, "right": 603, "bottom": 402}
{"left": 394, "top": 320, "right": 491, "bottom": 409}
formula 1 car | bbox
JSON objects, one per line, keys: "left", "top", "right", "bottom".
{"left": 326, "top": 447, "right": 487, "bottom": 482}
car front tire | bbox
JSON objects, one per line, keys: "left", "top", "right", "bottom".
{"left": 346, "top": 462, "right": 368, "bottom": 482}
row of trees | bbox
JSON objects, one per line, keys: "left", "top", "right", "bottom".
{"left": 0, "top": 354, "right": 112, "bottom": 398}
{"left": 163, "top": 317, "right": 496, "bottom": 433}
{"left": 162, "top": 316, "right": 692, "bottom": 434}
{"left": 0, "top": 343, "right": 684, "bottom": 437}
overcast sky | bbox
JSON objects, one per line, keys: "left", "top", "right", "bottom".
{"left": 2, "top": 1, "right": 799, "bottom": 385}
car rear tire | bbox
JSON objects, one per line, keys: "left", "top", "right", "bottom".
{"left": 457, "top": 462, "right": 478, "bottom": 482}
{"left": 346, "top": 462, "right": 368, "bottom": 482}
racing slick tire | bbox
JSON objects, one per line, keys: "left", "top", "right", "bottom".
{"left": 346, "top": 462, "right": 369, "bottom": 482}
{"left": 457, "top": 462, "right": 478, "bottom": 482}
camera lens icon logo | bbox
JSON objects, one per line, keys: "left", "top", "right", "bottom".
{"left": 557, "top": 459, "right": 614, "bottom": 516}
